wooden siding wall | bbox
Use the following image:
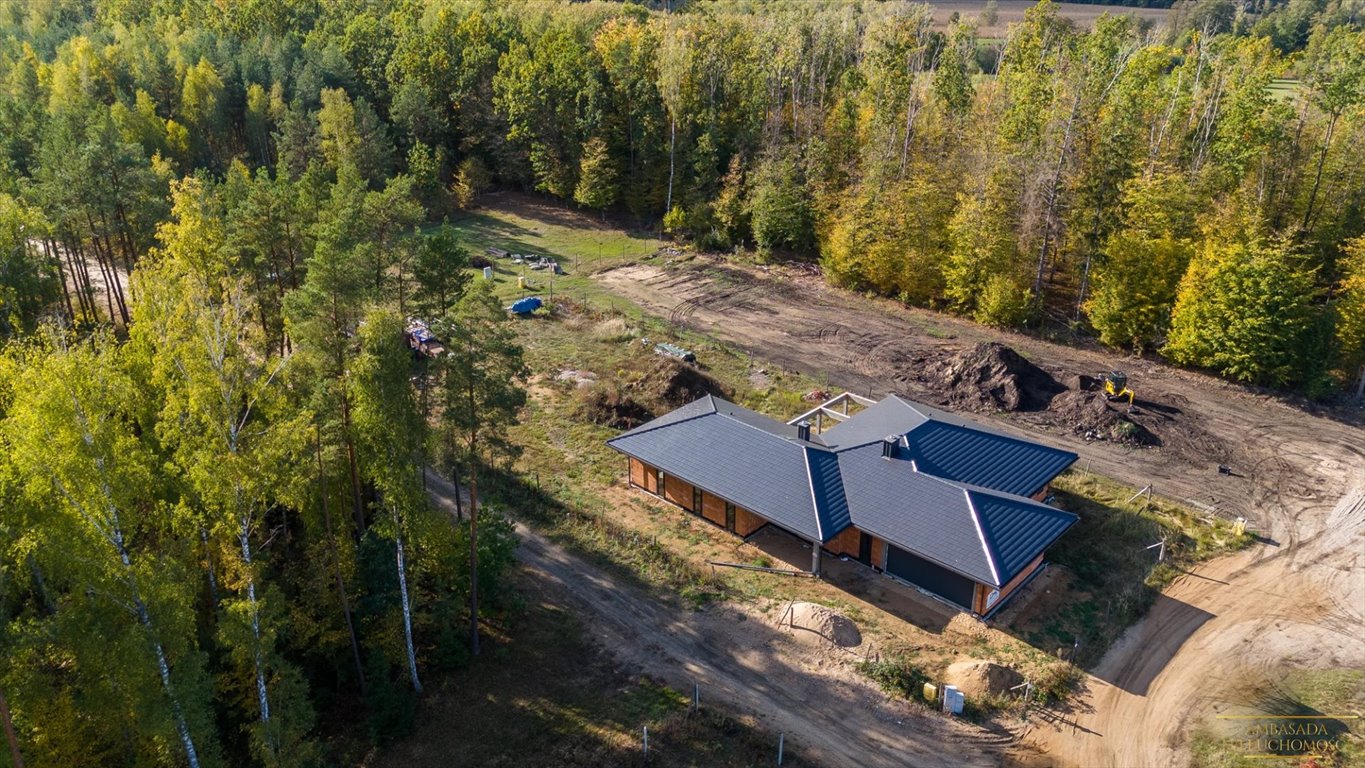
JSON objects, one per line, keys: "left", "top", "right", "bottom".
{"left": 973, "top": 552, "right": 1046, "bottom": 615}
{"left": 824, "top": 526, "right": 861, "bottom": 558}
{"left": 663, "top": 474, "right": 693, "bottom": 511}
{"left": 701, "top": 492, "right": 727, "bottom": 527}
{"left": 623, "top": 456, "right": 768, "bottom": 537}
{"left": 628, "top": 458, "right": 660, "bottom": 494}
{"left": 734, "top": 506, "right": 766, "bottom": 536}
{"left": 871, "top": 537, "right": 887, "bottom": 569}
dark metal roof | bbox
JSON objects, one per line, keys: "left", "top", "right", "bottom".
{"left": 607, "top": 396, "right": 842, "bottom": 542}
{"left": 966, "top": 486, "right": 1077, "bottom": 585}
{"left": 608, "top": 394, "right": 1077, "bottom": 587}
{"left": 819, "top": 394, "right": 1075, "bottom": 497}
{"left": 901, "top": 421, "right": 1076, "bottom": 497}
{"left": 805, "top": 447, "right": 851, "bottom": 538}
{"left": 837, "top": 445, "right": 997, "bottom": 583}
{"left": 836, "top": 445, "right": 1077, "bottom": 586}
{"left": 818, "top": 396, "right": 933, "bottom": 449}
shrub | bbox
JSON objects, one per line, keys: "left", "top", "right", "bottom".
{"left": 974, "top": 273, "right": 1035, "bottom": 328}
{"left": 1033, "top": 661, "right": 1082, "bottom": 703}
{"left": 857, "top": 657, "right": 930, "bottom": 700}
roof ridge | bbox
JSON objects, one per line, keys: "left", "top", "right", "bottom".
{"left": 714, "top": 399, "right": 833, "bottom": 450}
{"left": 802, "top": 448, "right": 824, "bottom": 541}
{"left": 962, "top": 487, "right": 1001, "bottom": 586}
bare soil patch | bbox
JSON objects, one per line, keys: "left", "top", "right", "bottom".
{"left": 577, "top": 356, "right": 729, "bottom": 430}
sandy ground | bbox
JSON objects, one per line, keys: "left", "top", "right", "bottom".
{"left": 594, "top": 257, "right": 1365, "bottom": 767}
{"left": 424, "top": 469, "right": 1019, "bottom": 768}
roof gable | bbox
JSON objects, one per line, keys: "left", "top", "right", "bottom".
{"left": 836, "top": 445, "right": 1078, "bottom": 586}
{"left": 967, "top": 487, "right": 1078, "bottom": 584}
{"left": 837, "top": 445, "right": 998, "bottom": 583}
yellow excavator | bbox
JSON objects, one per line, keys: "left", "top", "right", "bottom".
{"left": 1103, "top": 371, "right": 1135, "bottom": 410}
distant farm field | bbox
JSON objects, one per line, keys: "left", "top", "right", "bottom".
{"left": 930, "top": 0, "right": 1171, "bottom": 35}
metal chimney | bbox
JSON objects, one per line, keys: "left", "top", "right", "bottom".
{"left": 797, "top": 420, "right": 812, "bottom": 442}
{"left": 882, "top": 435, "right": 898, "bottom": 458}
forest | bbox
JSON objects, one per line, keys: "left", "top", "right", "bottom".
{"left": 0, "top": 0, "right": 1362, "bottom": 765}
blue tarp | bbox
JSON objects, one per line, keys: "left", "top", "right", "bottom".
{"left": 510, "top": 296, "right": 543, "bottom": 314}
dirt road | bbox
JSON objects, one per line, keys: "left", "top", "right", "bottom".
{"left": 424, "top": 470, "right": 1013, "bottom": 768}
{"left": 595, "top": 258, "right": 1365, "bottom": 766}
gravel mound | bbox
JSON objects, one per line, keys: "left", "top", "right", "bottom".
{"left": 943, "top": 659, "right": 1024, "bottom": 699}
{"left": 929, "top": 343, "right": 1064, "bottom": 412}
{"left": 787, "top": 602, "right": 862, "bottom": 648}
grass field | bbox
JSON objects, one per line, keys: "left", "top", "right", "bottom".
{"left": 928, "top": 0, "right": 1170, "bottom": 36}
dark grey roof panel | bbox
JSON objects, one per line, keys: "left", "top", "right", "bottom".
{"left": 836, "top": 445, "right": 1079, "bottom": 586}
{"left": 903, "top": 421, "right": 1077, "bottom": 497}
{"left": 612, "top": 394, "right": 718, "bottom": 439}
{"left": 967, "top": 488, "right": 1077, "bottom": 584}
{"left": 818, "top": 396, "right": 930, "bottom": 449}
{"left": 806, "top": 447, "right": 850, "bottom": 538}
{"left": 715, "top": 398, "right": 826, "bottom": 445}
{"left": 836, "top": 445, "right": 998, "bottom": 584}
{"left": 608, "top": 404, "right": 838, "bottom": 541}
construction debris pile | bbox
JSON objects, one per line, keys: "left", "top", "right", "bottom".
{"left": 1048, "top": 388, "right": 1156, "bottom": 445}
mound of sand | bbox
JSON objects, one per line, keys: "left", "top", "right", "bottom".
{"left": 633, "top": 358, "right": 729, "bottom": 408}
{"left": 930, "top": 343, "right": 1064, "bottom": 412}
{"left": 943, "top": 660, "right": 1024, "bottom": 699}
{"left": 787, "top": 602, "right": 862, "bottom": 648}
{"left": 1048, "top": 390, "right": 1156, "bottom": 446}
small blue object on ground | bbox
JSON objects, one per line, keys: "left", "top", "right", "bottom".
{"left": 510, "top": 296, "right": 543, "bottom": 315}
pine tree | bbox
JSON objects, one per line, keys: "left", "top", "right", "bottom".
{"left": 434, "top": 283, "right": 528, "bottom": 657}
{"left": 573, "top": 137, "right": 620, "bottom": 211}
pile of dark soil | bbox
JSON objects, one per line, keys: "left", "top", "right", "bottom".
{"left": 633, "top": 358, "right": 729, "bottom": 409}
{"left": 577, "top": 358, "right": 729, "bottom": 430}
{"left": 577, "top": 383, "right": 654, "bottom": 430}
{"left": 928, "top": 342, "right": 1065, "bottom": 412}
{"left": 1048, "top": 389, "right": 1157, "bottom": 446}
